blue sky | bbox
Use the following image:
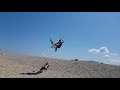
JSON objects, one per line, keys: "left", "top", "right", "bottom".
{"left": 0, "top": 12, "right": 120, "bottom": 65}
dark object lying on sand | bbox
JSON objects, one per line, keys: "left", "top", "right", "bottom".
{"left": 71, "top": 59, "right": 79, "bottom": 61}
{"left": 0, "top": 52, "right": 3, "bottom": 55}
{"left": 21, "top": 62, "right": 49, "bottom": 75}
{"left": 74, "top": 59, "right": 79, "bottom": 61}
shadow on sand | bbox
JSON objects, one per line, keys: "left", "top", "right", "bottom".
{"left": 21, "top": 62, "right": 49, "bottom": 75}
{"left": 21, "top": 70, "right": 43, "bottom": 75}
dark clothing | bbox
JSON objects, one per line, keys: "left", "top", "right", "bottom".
{"left": 54, "top": 39, "right": 64, "bottom": 52}
{"left": 56, "top": 41, "right": 63, "bottom": 48}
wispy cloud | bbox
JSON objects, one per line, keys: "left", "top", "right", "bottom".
{"left": 88, "top": 46, "right": 118, "bottom": 57}
{"left": 104, "top": 54, "right": 110, "bottom": 57}
{"left": 88, "top": 49, "right": 99, "bottom": 53}
{"left": 103, "top": 58, "right": 120, "bottom": 65}
{"left": 111, "top": 53, "right": 118, "bottom": 56}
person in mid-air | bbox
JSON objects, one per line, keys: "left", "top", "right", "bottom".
{"left": 52, "top": 38, "right": 64, "bottom": 52}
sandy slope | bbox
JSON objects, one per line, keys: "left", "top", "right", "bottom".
{"left": 0, "top": 52, "right": 120, "bottom": 78}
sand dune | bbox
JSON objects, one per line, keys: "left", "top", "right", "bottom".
{"left": 0, "top": 52, "right": 120, "bottom": 78}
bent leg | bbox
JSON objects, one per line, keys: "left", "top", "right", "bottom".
{"left": 55, "top": 47, "right": 57, "bottom": 52}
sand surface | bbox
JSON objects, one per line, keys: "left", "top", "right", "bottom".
{"left": 0, "top": 52, "right": 120, "bottom": 78}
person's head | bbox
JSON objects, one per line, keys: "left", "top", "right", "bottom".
{"left": 59, "top": 39, "right": 64, "bottom": 43}
{"left": 59, "top": 40, "right": 62, "bottom": 42}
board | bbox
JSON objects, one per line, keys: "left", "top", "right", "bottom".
{"left": 50, "top": 38, "right": 55, "bottom": 48}
{"left": 50, "top": 38, "right": 57, "bottom": 52}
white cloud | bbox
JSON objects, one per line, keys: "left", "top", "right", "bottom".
{"left": 88, "top": 49, "right": 99, "bottom": 53}
{"left": 88, "top": 46, "right": 118, "bottom": 58}
{"left": 103, "top": 58, "right": 120, "bottom": 65}
{"left": 88, "top": 46, "right": 120, "bottom": 65}
{"left": 111, "top": 53, "right": 118, "bottom": 56}
{"left": 99, "top": 46, "right": 110, "bottom": 54}
{"left": 104, "top": 54, "right": 110, "bottom": 57}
